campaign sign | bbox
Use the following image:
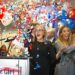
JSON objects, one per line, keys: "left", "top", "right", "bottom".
{"left": 0, "top": 59, "right": 29, "bottom": 75}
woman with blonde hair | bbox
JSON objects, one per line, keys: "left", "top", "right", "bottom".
{"left": 28, "top": 24, "right": 56, "bottom": 75}
{"left": 55, "top": 26, "right": 75, "bottom": 75}
{"left": 55, "top": 26, "right": 71, "bottom": 59}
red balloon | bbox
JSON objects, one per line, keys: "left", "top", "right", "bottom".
{"left": 68, "top": 9, "right": 75, "bottom": 18}
{"left": 0, "top": 5, "right": 6, "bottom": 19}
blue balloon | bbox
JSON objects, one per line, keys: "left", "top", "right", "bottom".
{"left": 57, "top": 10, "right": 67, "bottom": 19}
{"left": 66, "top": 19, "right": 74, "bottom": 30}
{"left": 60, "top": 18, "right": 74, "bottom": 30}
{"left": 62, "top": 10, "right": 67, "bottom": 19}
{"left": 61, "top": 19, "right": 67, "bottom": 25}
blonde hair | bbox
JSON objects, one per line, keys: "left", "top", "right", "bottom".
{"left": 59, "top": 26, "right": 71, "bottom": 45}
{"left": 35, "top": 24, "right": 45, "bottom": 30}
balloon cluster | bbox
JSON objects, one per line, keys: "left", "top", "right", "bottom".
{"left": 0, "top": 0, "right": 75, "bottom": 40}
{"left": 1, "top": 0, "right": 75, "bottom": 28}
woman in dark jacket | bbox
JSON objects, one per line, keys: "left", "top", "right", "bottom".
{"left": 28, "top": 24, "right": 56, "bottom": 75}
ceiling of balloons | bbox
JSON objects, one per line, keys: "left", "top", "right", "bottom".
{"left": 0, "top": 0, "right": 75, "bottom": 39}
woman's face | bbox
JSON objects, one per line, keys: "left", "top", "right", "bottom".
{"left": 35, "top": 25, "right": 45, "bottom": 41}
{"left": 60, "top": 27, "right": 71, "bottom": 40}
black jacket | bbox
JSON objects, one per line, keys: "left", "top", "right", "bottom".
{"left": 28, "top": 41, "right": 56, "bottom": 75}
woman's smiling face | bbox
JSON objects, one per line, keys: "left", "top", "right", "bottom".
{"left": 60, "top": 27, "right": 71, "bottom": 40}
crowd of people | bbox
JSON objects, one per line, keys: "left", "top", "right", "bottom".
{"left": 0, "top": 23, "right": 75, "bottom": 75}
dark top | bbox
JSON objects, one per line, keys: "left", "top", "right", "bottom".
{"left": 28, "top": 41, "right": 56, "bottom": 75}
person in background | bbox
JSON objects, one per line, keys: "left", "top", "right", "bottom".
{"left": 55, "top": 26, "right": 75, "bottom": 75}
{"left": 46, "top": 27, "right": 56, "bottom": 45}
{"left": 0, "top": 44, "right": 8, "bottom": 57}
{"left": 46, "top": 27, "right": 57, "bottom": 75}
{"left": 28, "top": 24, "right": 56, "bottom": 75}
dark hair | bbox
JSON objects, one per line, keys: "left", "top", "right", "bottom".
{"left": 72, "top": 30, "right": 75, "bottom": 34}
{"left": 0, "top": 45, "right": 7, "bottom": 56}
